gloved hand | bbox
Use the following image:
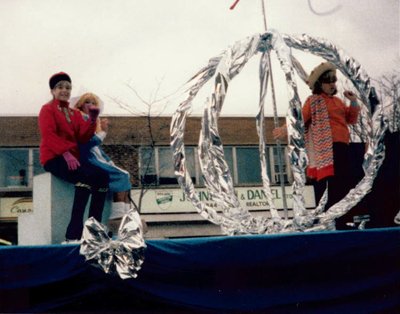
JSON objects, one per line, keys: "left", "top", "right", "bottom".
{"left": 88, "top": 105, "right": 100, "bottom": 123}
{"left": 63, "top": 151, "right": 80, "bottom": 171}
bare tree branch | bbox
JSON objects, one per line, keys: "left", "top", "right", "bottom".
{"left": 108, "top": 79, "right": 173, "bottom": 214}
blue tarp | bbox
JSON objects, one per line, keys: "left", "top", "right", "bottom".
{"left": 1, "top": 228, "right": 400, "bottom": 313}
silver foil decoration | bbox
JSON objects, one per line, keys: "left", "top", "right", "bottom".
{"left": 257, "top": 50, "right": 284, "bottom": 222}
{"left": 171, "top": 34, "right": 262, "bottom": 235}
{"left": 80, "top": 210, "right": 146, "bottom": 279}
{"left": 261, "top": 31, "right": 310, "bottom": 230}
{"left": 171, "top": 30, "right": 388, "bottom": 234}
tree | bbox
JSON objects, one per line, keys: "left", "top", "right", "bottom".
{"left": 374, "top": 60, "right": 400, "bottom": 132}
{"left": 108, "top": 80, "right": 172, "bottom": 214}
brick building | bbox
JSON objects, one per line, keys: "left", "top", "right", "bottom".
{"left": 0, "top": 115, "right": 316, "bottom": 243}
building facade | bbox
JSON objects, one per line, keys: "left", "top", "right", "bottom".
{"left": 0, "top": 115, "right": 316, "bottom": 243}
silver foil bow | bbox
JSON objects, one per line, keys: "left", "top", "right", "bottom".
{"left": 80, "top": 210, "right": 146, "bottom": 279}
{"left": 171, "top": 30, "right": 390, "bottom": 234}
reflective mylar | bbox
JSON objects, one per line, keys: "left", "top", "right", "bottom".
{"left": 80, "top": 210, "right": 146, "bottom": 280}
{"left": 171, "top": 30, "right": 391, "bottom": 234}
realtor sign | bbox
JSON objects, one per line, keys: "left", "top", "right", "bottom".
{"left": 133, "top": 185, "right": 316, "bottom": 214}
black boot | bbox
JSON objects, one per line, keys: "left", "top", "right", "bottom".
{"left": 65, "top": 185, "right": 91, "bottom": 240}
{"left": 88, "top": 189, "right": 107, "bottom": 223}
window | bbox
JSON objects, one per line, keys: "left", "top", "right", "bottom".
{"left": 182, "top": 147, "right": 196, "bottom": 184}
{"left": 159, "top": 147, "right": 178, "bottom": 185}
{"left": 223, "top": 147, "right": 234, "bottom": 176}
{"left": 0, "top": 148, "right": 48, "bottom": 189}
{"left": 0, "top": 149, "right": 29, "bottom": 188}
{"left": 270, "top": 146, "right": 290, "bottom": 184}
{"left": 0, "top": 148, "right": 49, "bottom": 189}
{"left": 139, "top": 145, "right": 292, "bottom": 187}
{"left": 235, "top": 147, "right": 262, "bottom": 184}
{"left": 139, "top": 147, "right": 157, "bottom": 185}
{"left": 140, "top": 146, "right": 197, "bottom": 186}
{"left": 234, "top": 146, "right": 292, "bottom": 185}
{"left": 33, "top": 149, "right": 45, "bottom": 176}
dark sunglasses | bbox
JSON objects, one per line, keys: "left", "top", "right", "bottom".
{"left": 320, "top": 76, "right": 337, "bottom": 84}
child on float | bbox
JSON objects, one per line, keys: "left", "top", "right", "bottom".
{"left": 73, "top": 92, "right": 146, "bottom": 235}
{"left": 273, "top": 62, "right": 360, "bottom": 211}
{"left": 39, "top": 73, "right": 109, "bottom": 243}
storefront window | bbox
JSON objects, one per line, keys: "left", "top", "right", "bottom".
{"left": 271, "top": 146, "right": 289, "bottom": 184}
{"left": 0, "top": 149, "right": 29, "bottom": 188}
{"left": 33, "top": 149, "right": 45, "bottom": 176}
{"left": 223, "top": 147, "right": 234, "bottom": 175}
{"left": 236, "top": 147, "right": 262, "bottom": 184}
{"left": 139, "top": 147, "right": 157, "bottom": 185}
{"left": 184, "top": 147, "right": 197, "bottom": 184}
{"left": 140, "top": 145, "right": 291, "bottom": 187}
{"left": 159, "top": 147, "right": 177, "bottom": 185}
{"left": 140, "top": 146, "right": 197, "bottom": 186}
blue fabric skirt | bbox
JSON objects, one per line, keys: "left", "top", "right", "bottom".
{"left": 99, "top": 161, "right": 131, "bottom": 192}
{"left": 85, "top": 147, "right": 131, "bottom": 193}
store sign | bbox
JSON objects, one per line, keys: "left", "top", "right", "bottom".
{"left": 133, "top": 186, "right": 316, "bottom": 214}
{"left": 0, "top": 197, "right": 33, "bottom": 218}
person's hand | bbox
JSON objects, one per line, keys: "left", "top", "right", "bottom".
{"left": 62, "top": 151, "right": 80, "bottom": 171}
{"left": 343, "top": 90, "right": 357, "bottom": 102}
{"left": 88, "top": 105, "right": 100, "bottom": 123}
{"left": 272, "top": 125, "right": 288, "bottom": 140}
{"left": 100, "top": 118, "right": 109, "bottom": 132}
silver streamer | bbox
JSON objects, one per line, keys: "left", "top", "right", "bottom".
{"left": 257, "top": 51, "right": 282, "bottom": 222}
{"left": 262, "top": 31, "right": 310, "bottom": 229}
{"left": 171, "top": 34, "right": 264, "bottom": 235}
{"left": 198, "top": 35, "right": 270, "bottom": 234}
{"left": 171, "top": 30, "right": 389, "bottom": 234}
{"left": 80, "top": 210, "right": 146, "bottom": 280}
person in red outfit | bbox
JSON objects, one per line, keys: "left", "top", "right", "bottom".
{"left": 273, "top": 62, "right": 360, "bottom": 211}
{"left": 39, "top": 72, "right": 109, "bottom": 242}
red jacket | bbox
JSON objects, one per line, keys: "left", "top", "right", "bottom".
{"left": 39, "top": 99, "right": 96, "bottom": 165}
{"left": 303, "top": 93, "right": 360, "bottom": 144}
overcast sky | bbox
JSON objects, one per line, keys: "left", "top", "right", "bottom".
{"left": 0, "top": 0, "right": 398, "bottom": 116}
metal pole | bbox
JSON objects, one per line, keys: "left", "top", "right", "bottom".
{"left": 260, "top": 0, "right": 288, "bottom": 218}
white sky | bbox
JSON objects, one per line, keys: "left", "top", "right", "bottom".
{"left": 0, "top": 0, "right": 398, "bottom": 116}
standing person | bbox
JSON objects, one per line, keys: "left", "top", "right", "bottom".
{"left": 74, "top": 93, "right": 145, "bottom": 235}
{"left": 39, "top": 72, "right": 109, "bottom": 243}
{"left": 273, "top": 62, "right": 360, "bottom": 211}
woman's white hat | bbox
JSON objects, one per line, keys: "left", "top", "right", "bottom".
{"left": 307, "top": 62, "right": 336, "bottom": 89}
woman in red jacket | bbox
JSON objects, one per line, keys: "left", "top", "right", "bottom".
{"left": 39, "top": 72, "right": 109, "bottom": 243}
{"left": 273, "top": 62, "right": 360, "bottom": 211}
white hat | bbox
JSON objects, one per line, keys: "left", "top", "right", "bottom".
{"left": 307, "top": 62, "right": 336, "bottom": 89}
